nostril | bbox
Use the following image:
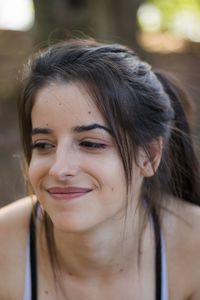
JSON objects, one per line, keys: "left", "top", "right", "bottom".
{"left": 49, "top": 171, "right": 74, "bottom": 181}
{"left": 49, "top": 163, "right": 79, "bottom": 180}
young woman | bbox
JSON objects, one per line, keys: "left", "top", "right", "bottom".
{"left": 0, "top": 39, "right": 200, "bottom": 300}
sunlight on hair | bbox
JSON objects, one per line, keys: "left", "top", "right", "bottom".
{"left": 0, "top": 0, "right": 34, "bottom": 31}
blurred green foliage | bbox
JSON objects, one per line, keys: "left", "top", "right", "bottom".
{"left": 147, "top": 0, "right": 200, "bottom": 31}
{"left": 138, "top": 0, "right": 200, "bottom": 42}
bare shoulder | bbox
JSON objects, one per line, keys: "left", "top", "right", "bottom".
{"left": 0, "top": 196, "right": 36, "bottom": 299}
{"left": 0, "top": 196, "right": 36, "bottom": 241}
{"left": 166, "top": 198, "right": 200, "bottom": 240}
{"left": 177, "top": 201, "right": 200, "bottom": 300}
{"left": 0, "top": 195, "right": 35, "bottom": 224}
{"left": 163, "top": 198, "right": 200, "bottom": 300}
{"left": 0, "top": 195, "right": 36, "bottom": 254}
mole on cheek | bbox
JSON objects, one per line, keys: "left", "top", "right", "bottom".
{"left": 112, "top": 187, "right": 114, "bottom": 192}
{"left": 88, "top": 111, "right": 91, "bottom": 114}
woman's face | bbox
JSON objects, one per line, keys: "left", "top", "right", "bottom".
{"left": 29, "top": 82, "right": 143, "bottom": 233}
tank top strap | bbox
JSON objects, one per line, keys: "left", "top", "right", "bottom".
{"left": 161, "top": 233, "right": 168, "bottom": 300}
{"left": 152, "top": 207, "right": 168, "bottom": 300}
{"left": 23, "top": 232, "right": 31, "bottom": 300}
{"left": 23, "top": 201, "right": 38, "bottom": 300}
{"left": 29, "top": 202, "right": 38, "bottom": 300}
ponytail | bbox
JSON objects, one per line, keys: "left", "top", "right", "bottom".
{"left": 155, "top": 71, "right": 200, "bottom": 206}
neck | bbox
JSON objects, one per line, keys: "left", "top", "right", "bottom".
{"left": 49, "top": 208, "right": 149, "bottom": 279}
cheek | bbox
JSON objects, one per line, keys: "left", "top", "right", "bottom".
{"left": 28, "top": 161, "right": 39, "bottom": 189}
{"left": 100, "top": 158, "right": 126, "bottom": 193}
{"left": 28, "top": 156, "right": 49, "bottom": 187}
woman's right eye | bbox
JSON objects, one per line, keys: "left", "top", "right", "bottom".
{"left": 31, "top": 142, "right": 54, "bottom": 152}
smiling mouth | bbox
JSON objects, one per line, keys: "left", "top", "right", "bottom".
{"left": 46, "top": 187, "right": 92, "bottom": 201}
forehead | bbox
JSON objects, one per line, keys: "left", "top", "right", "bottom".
{"left": 31, "top": 82, "right": 105, "bottom": 127}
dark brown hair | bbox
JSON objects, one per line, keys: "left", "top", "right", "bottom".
{"left": 18, "top": 39, "right": 200, "bottom": 283}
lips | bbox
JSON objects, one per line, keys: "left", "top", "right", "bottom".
{"left": 46, "top": 186, "right": 92, "bottom": 201}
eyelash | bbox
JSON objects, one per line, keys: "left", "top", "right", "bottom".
{"left": 31, "top": 142, "right": 54, "bottom": 151}
{"left": 79, "top": 141, "right": 107, "bottom": 149}
{"left": 31, "top": 141, "right": 107, "bottom": 152}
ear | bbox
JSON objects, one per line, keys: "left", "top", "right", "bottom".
{"left": 137, "top": 137, "right": 163, "bottom": 177}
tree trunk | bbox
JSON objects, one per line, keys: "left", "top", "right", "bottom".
{"left": 90, "top": 0, "right": 142, "bottom": 50}
{"left": 32, "top": 0, "right": 143, "bottom": 52}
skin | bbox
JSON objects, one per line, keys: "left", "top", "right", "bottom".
{"left": 0, "top": 82, "right": 200, "bottom": 300}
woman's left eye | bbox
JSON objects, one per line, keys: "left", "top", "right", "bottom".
{"left": 80, "top": 141, "right": 107, "bottom": 150}
{"left": 31, "top": 142, "right": 54, "bottom": 152}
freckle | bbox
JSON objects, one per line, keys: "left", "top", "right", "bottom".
{"left": 88, "top": 111, "right": 91, "bottom": 114}
{"left": 69, "top": 272, "right": 73, "bottom": 276}
{"left": 112, "top": 187, "right": 114, "bottom": 191}
{"left": 45, "top": 123, "right": 49, "bottom": 126}
{"left": 120, "top": 269, "right": 124, "bottom": 272}
{"left": 44, "top": 290, "right": 49, "bottom": 294}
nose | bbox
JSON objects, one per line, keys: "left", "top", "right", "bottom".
{"left": 49, "top": 145, "right": 80, "bottom": 180}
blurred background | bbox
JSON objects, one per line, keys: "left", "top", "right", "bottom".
{"left": 1, "top": 0, "right": 200, "bottom": 207}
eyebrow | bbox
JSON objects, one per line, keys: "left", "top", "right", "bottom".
{"left": 31, "top": 123, "right": 113, "bottom": 136}
{"left": 31, "top": 128, "right": 52, "bottom": 135}
{"left": 73, "top": 123, "right": 113, "bottom": 135}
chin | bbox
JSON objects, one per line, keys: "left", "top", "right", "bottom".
{"left": 49, "top": 212, "right": 99, "bottom": 234}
